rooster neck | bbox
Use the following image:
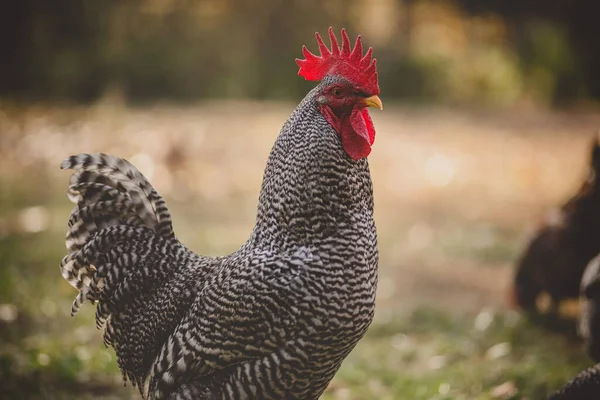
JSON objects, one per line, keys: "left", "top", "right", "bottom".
{"left": 250, "top": 87, "right": 375, "bottom": 249}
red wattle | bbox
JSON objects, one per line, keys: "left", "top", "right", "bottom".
{"left": 361, "top": 108, "right": 376, "bottom": 146}
{"left": 340, "top": 108, "right": 371, "bottom": 160}
{"left": 320, "top": 105, "right": 376, "bottom": 161}
{"left": 340, "top": 108, "right": 374, "bottom": 160}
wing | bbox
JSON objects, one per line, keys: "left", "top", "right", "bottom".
{"left": 145, "top": 248, "right": 322, "bottom": 399}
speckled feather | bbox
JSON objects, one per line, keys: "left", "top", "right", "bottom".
{"left": 59, "top": 80, "right": 378, "bottom": 399}
{"left": 549, "top": 363, "right": 600, "bottom": 399}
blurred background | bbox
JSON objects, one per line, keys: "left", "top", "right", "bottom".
{"left": 1, "top": 0, "right": 600, "bottom": 399}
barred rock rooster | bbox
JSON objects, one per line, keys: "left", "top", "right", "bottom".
{"left": 511, "top": 137, "right": 600, "bottom": 312}
{"left": 59, "top": 28, "right": 383, "bottom": 399}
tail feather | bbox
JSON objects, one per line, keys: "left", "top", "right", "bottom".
{"left": 63, "top": 226, "right": 156, "bottom": 311}
{"left": 67, "top": 180, "right": 159, "bottom": 234}
{"left": 67, "top": 183, "right": 132, "bottom": 226}
{"left": 59, "top": 153, "right": 202, "bottom": 394}
{"left": 61, "top": 153, "right": 175, "bottom": 241}
{"left": 60, "top": 153, "right": 176, "bottom": 291}
{"left": 68, "top": 172, "right": 125, "bottom": 205}
{"left": 71, "top": 249, "right": 132, "bottom": 318}
{"left": 66, "top": 198, "right": 146, "bottom": 252}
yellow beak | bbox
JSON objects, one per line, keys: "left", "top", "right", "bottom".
{"left": 363, "top": 95, "right": 383, "bottom": 110}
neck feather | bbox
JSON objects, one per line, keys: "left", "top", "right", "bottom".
{"left": 250, "top": 88, "right": 374, "bottom": 248}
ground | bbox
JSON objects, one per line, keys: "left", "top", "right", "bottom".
{"left": 1, "top": 101, "right": 599, "bottom": 399}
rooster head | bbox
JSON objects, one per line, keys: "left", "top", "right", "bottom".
{"left": 296, "top": 28, "right": 382, "bottom": 160}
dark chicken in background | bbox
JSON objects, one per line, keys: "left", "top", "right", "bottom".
{"left": 512, "top": 137, "right": 600, "bottom": 313}
{"left": 512, "top": 136, "right": 600, "bottom": 398}
{"left": 58, "top": 28, "right": 383, "bottom": 399}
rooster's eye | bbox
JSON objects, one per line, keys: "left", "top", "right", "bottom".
{"left": 331, "top": 88, "right": 343, "bottom": 98}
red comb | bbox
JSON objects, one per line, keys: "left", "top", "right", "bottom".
{"left": 296, "top": 27, "right": 379, "bottom": 95}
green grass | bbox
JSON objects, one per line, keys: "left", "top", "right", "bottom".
{"left": 324, "top": 309, "right": 589, "bottom": 400}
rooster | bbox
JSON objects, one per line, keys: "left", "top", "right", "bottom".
{"left": 59, "top": 28, "right": 383, "bottom": 399}
{"left": 511, "top": 136, "right": 600, "bottom": 312}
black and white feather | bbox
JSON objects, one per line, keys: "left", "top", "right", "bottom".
{"left": 549, "top": 363, "right": 600, "bottom": 400}
{"left": 60, "top": 83, "right": 379, "bottom": 399}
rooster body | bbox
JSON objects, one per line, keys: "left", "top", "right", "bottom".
{"left": 60, "top": 29, "right": 381, "bottom": 399}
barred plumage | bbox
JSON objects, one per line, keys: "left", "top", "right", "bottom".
{"left": 549, "top": 363, "right": 600, "bottom": 399}
{"left": 60, "top": 29, "right": 380, "bottom": 400}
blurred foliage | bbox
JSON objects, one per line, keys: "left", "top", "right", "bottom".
{"left": 0, "top": 0, "right": 595, "bottom": 106}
